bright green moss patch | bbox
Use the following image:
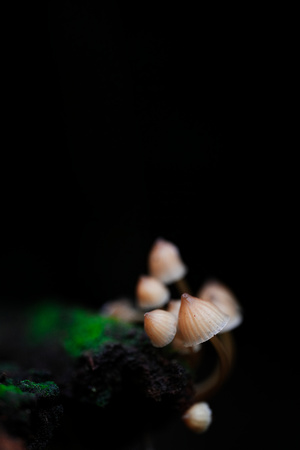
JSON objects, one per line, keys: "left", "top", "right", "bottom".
{"left": 27, "top": 301, "right": 135, "bottom": 358}
{"left": 63, "top": 308, "right": 122, "bottom": 357}
{"left": 0, "top": 383, "right": 23, "bottom": 396}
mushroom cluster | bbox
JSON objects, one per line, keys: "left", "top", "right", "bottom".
{"left": 101, "top": 238, "right": 243, "bottom": 433}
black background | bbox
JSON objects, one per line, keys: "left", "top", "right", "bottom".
{"left": 1, "top": 1, "right": 296, "bottom": 448}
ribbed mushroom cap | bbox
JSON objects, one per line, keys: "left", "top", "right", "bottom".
{"left": 136, "top": 275, "right": 170, "bottom": 310}
{"left": 182, "top": 402, "right": 212, "bottom": 433}
{"left": 178, "top": 293, "right": 229, "bottom": 346}
{"left": 144, "top": 309, "right": 177, "bottom": 347}
{"left": 148, "top": 238, "right": 187, "bottom": 284}
{"left": 198, "top": 280, "right": 243, "bottom": 332}
{"left": 167, "top": 300, "right": 202, "bottom": 353}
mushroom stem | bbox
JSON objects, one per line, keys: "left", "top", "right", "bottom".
{"left": 194, "top": 334, "right": 231, "bottom": 401}
{"left": 219, "top": 330, "right": 236, "bottom": 367}
{"left": 174, "top": 277, "right": 192, "bottom": 296}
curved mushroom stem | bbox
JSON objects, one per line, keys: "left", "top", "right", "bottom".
{"left": 174, "top": 277, "right": 192, "bottom": 296}
{"left": 219, "top": 330, "right": 236, "bottom": 367}
{"left": 173, "top": 277, "right": 236, "bottom": 401}
{"left": 193, "top": 333, "right": 233, "bottom": 401}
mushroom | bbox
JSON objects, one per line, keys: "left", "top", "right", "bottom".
{"left": 167, "top": 299, "right": 202, "bottom": 354}
{"left": 136, "top": 275, "right": 170, "bottom": 310}
{"left": 197, "top": 280, "right": 243, "bottom": 332}
{"left": 144, "top": 309, "right": 177, "bottom": 347}
{"left": 178, "top": 293, "right": 231, "bottom": 399}
{"left": 182, "top": 402, "right": 212, "bottom": 433}
{"left": 147, "top": 238, "right": 189, "bottom": 293}
{"left": 100, "top": 298, "right": 144, "bottom": 322}
{"left": 178, "top": 293, "right": 229, "bottom": 346}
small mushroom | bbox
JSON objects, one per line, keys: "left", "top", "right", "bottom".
{"left": 178, "top": 293, "right": 229, "bottom": 346}
{"left": 148, "top": 238, "right": 187, "bottom": 284}
{"left": 167, "top": 299, "right": 202, "bottom": 353}
{"left": 100, "top": 298, "right": 144, "bottom": 322}
{"left": 136, "top": 275, "right": 170, "bottom": 310}
{"left": 182, "top": 402, "right": 212, "bottom": 433}
{"left": 198, "top": 280, "right": 243, "bottom": 332}
{"left": 144, "top": 309, "right": 177, "bottom": 347}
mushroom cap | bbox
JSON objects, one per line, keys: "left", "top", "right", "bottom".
{"left": 198, "top": 280, "right": 243, "bottom": 332}
{"left": 144, "top": 309, "right": 177, "bottom": 347}
{"left": 136, "top": 275, "right": 170, "bottom": 310}
{"left": 182, "top": 402, "right": 212, "bottom": 433}
{"left": 167, "top": 299, "right": 203, "bottom": 353}
{"left": 148, "top": 238, "right": 187, "bottom": 284}
{"left": 100, "top": 298, "right": 144, "bottom": 322}
{"left": 178, "top": 293, "right": 229, "bottom": 346}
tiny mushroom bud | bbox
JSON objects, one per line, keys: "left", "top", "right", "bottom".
{"left": 198, "top": 280, "right": 243, "bottom": 333}
{"left": 100, "top": 298, "right": 144, "bottom": 322}
{"left": 148, "top": 238, "right": 187, "bottom": 284}
{"left": 144, "top": 309, "right": 177, "bottom": 348}
{"left": 178, "top": 293, "right": 229, "bottom": 346}
{"left": 136, "top": 275, "right": 170, "bottom": 310}
{"left": 182, "top": 402, "right": 212, "bottom": 433}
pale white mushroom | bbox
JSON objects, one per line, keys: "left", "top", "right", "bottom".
{"left": 198, "top": 280, "right": 243, "bottom": 332}
{"left": 136, "top": 275, "right": 170, "bottom": 310}
{"left": 144, "top": 309, "right": 177, "bottom": 348}
{"left": 100, "top": 298, "right": 144, "bottom": 322}
{"left": 178, "top": 293, "right": 229, "bottom": 347}
{"left": 148, "top": 238, "right": 187, "bottom": 284}
{"left": 167, "top": 299, "right": 202, "bottom": 353}
{"left": 182, "top": 402, "right": 212, "bottom": 433}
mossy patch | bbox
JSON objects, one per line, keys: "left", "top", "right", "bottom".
{"left": 0, "top": 383, "right": 23, "bottom": 396}
{"left": 27, "top": 301, "right": 139, "bottom": 358}
{"left": 0, "top": 374, "right": 62, "bottom": 448}
{"left": 0, "top": 382, "right": 35, "bottom": 412}
{"left": 18, "top": 380, "right": 60, "bottom": 398}
{"left": 63, "top": 308, "right": 150, "bottom": 357}
{"left": 63, "top": 308, "right": 122, "bottom": 357}
{"left": 0, "top": 379, "right": 60, "bottom": 402}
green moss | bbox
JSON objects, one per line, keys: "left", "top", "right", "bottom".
{"left": 0, "top": 377, "right": 63, "bottom": 447}
{"left": 18, "top": 380, "right": 60, "bottom": 398}
{"left": 0, "top": 382, "right": 35, "bottom": 411}
{"left": 0, "top": 380, "right": 60, "bottom": 400}
{"left": 0, "top": 383, "right": 23, "bottom": 396}
{"left": 63, "top": 308, "right": 130, "bottom": 357}
{"left": 0, "top": 378, "right": 61, "bottom": 418}
{"left": 27, "top": 301, "right": 135, "bottom": 358}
